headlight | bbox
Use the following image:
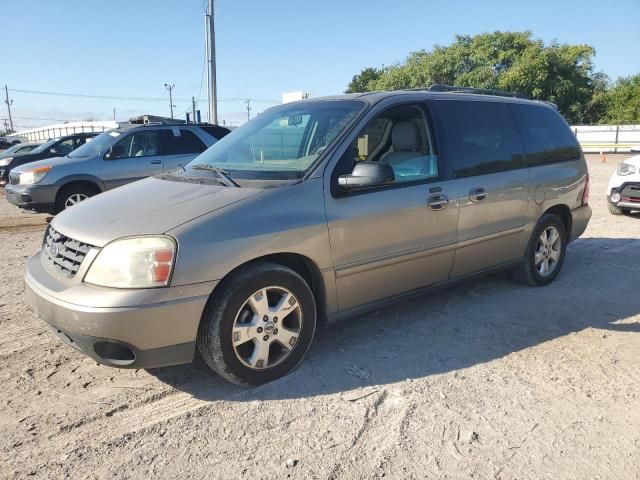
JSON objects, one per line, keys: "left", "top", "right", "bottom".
{"left": 84, "top": 236, "right": 176, "bottom": 288}
{"left": 610, "top": 192, "right": 621, "bottom": 203}
{"left": 617, "top": 162, "right": 636, "bottom": 176}
{"left": 19, "top": 165, "right": 52, "bottom": 184}
{"left": 0, "top": 157, "right": 13, "bottom": 167}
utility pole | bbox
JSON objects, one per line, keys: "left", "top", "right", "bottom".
{"left": 112, "top": 108, "right": 116, "bottom": 121}
{"left": 4, "top": 85, "right": 14, "bottom": 132}
{"left": 206, "top": 0, "right": 218, "bottom": 125}
{"left": 164, "top": 83, "right": 175, "bottom": 119}
{"left": 245, "top": 99, "right": 251, "bottom": 122}
{"left": 192, "top": 97, "right": 197, "bottom": 124}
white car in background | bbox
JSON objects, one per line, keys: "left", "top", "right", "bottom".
{"left": 607, "top": 146, "right": 640, "bottom": 215}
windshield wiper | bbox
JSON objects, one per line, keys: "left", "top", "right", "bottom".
{"left": 191, "top": 164, "right": 240, "bottom": 187}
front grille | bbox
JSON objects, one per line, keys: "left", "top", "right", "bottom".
{"left": 42, "top": 226, "right": 93, "bottom": 278}
{"left": 621, "top": 183, "right": 640, "bottom": 202}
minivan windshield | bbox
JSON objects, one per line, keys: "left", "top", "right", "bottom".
{"left": 187, "top": 100, "right": 364, "bottom": 183}
{"left": 68, "top": 131, "right": 119, "bottom": 158}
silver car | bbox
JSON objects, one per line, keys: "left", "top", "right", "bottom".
{"left": 24, "top": 87, "right": 592, "bottom": 385}
{"left": 5, "top": 123, "right": 228, "bottom": 214}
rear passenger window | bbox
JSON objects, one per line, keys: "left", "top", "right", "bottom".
{"left": 166, "top": 130, "right": 207, "bottom": 155}
{"left": 510, "top": 104, "right": 580, "bottom": 166}
{"left": 432, "top": 100, "right": 525, "bottom": 178}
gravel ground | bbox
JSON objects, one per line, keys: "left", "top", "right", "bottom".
{"left": 1, "top": 154, "right": 639, "bottom": 479}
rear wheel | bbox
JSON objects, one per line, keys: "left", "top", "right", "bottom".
{"left": 510, "top": 214, "right": 567, "bottom": 286}
{"left": 197, "top": 262, "right": 317, "bottom": 386}
{"left": 55, "top": 184, "right": 98, "bottom": 213}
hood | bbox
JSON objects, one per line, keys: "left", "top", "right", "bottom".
{"left": 621, "top": 154, "right": 640, "bottom": 168}
{"left": 51, "top": 177, "right": 262, "bottom": 247}
{"left": 10, "top": 155, "right": 68, "bottom": 171}
{"left": 6, "top": 151, "right": 48, "bottom": 166}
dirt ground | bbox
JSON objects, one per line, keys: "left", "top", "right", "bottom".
{"left": 1, "top": 154, "right": 639, "bottom": 479}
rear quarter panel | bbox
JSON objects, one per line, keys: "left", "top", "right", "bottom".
{"left": 526, "top": 157, "right": 588, "bottom": 226}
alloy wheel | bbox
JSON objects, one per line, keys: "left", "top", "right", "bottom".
{"left": 534, "top": 226, "right": 562, "bottom": 277}
{"left": 64, "top": 193, "right": 89, "bottom": 208}
{"left": 232, "top": 286, "right": 303, "bottom": 370}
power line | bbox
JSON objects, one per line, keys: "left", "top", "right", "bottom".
{"left": 13, "top": 116, "right": 63, "bottom": 121}
{"left": 8, "top": 88, "right": 279, "bottom": 104}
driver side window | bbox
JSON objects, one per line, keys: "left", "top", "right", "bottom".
{"left": 340, "top": 104, "right": 439, "bottom": 184}
{"left": 110, "top": 131, "right": 161, "bottom": 160}
{"left": 51, "top": 139, "right": 73, "bottom": 156}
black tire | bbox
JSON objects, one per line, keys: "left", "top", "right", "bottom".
{"left": 197, "top": 262, "right": 317, "bottom": 386}
{"left": 55, "top": 184, "right": 98, "bottom": 214}
{"left": 608, "top": 202, "right": 630, "bottom": 215}
{"left": 510, "top": 214, "right": 567, "bottom": 287}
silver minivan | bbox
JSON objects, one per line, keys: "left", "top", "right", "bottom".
{"left": 6, "top": 123, "right": 228, "bottom": 214}
{"left": 24, "top": 87, "right": 591, "bottom": 385}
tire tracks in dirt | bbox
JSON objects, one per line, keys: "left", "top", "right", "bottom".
{"left": 0, "top": 324, "right": 51, "bottom": 356}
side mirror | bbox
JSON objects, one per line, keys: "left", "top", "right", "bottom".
{"left": 105, "top": 144, "right": 124, "bottom": 160}
{"left": 338, "top": 161, "right": 395, "bottom": 190}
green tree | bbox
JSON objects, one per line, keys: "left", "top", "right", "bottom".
{"left": 600, "top": 74, "right": 640, "bottom": 124}
{"left": 349, "top": 31, "right": 609, "bottom": 124}
{"left": 345, "top": 67, "right": 384, "bottom": 93}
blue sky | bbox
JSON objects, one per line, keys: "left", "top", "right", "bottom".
{"left": 2, "top": 0, "right": 639, "bottom": 129}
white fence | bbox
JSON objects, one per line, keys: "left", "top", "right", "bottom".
{"left": 572, "top": 125, "right": 640, "bottom": 153}
{"left": 7, "top": 121, "right": 118, "bottom": 142}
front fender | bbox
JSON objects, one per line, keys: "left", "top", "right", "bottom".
{"left": 168, "top": 178, "right": 333, "bottom": 287}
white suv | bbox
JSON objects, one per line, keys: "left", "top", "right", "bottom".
{"left": 607, "top": 147, "right": 640, "bottom": 215}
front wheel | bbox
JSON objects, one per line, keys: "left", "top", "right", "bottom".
{"left": 510, "top": 214, "right": 567, "bottom": 286}
{"left": 55, "top": 184, "right": 97, "bottom": 213}
{"left": 608, "top": 203, "right": 630, "bottom": 215}
{"left": 197, "top": 262, "right": 317, "bottom": 386}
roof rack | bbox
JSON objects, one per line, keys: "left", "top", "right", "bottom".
{"left": 408, "top": 84, "right": 529, "bottom": 100}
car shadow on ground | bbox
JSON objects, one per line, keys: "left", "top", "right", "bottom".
{"left": 147, "top": 236, "right": 640, "bottom": 402}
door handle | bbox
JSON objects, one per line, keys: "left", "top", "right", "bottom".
{"left": 150, "top": 160, "right": 162, "bottom": 165}
{"left": 469, "top": 187, "right": 487, "bottom": 202}
{"left": 427, "top": 193, "right": 449, "bottom": 211}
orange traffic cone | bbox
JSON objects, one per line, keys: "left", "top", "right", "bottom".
{"left": 600, "top": 151, "right": 607, "bottom": 163}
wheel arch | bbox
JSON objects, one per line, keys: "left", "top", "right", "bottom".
{"left": 543, "top": 204, "right": 572, "bottom": 235}
{"left": 55, "top": 177, "right": 103, "bottom": 197}
{"left": 54, "top": 178, "right": 104, "bottom": 212}
{"left": 209, "top": 252, "right": 328, "bottom": 326}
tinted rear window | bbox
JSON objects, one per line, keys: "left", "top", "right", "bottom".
{"left": 432, "top": 100, "right": 525, "bottom": 178}
{"left": 510, "top": 104, "right": 580, "bottom": 166}
{"left": 163, "top": 129, "right": 207, "bottom": 155}
{"left": 198, "top": 125, "right": 231, "bottom": 140}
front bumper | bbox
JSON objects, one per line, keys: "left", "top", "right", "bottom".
{"left": 5, "top": 183, "right": 58, "bottom": 213}
{"left": 569, "top": 204, "right": 592, "bottom": 242}
{"left": 607, "top": 182, "right": 640, "bottom": 210}
{"left": 608, "top": 197, "right": 640, "bottom": 209}
{"left": 24, "top": 252, "right": 216, "bottom": 369}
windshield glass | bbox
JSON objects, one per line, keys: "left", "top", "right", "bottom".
{"left": 187, "top": 100, "right": 364, "bottom": 181}
{"left": 1, "top": 144, "right": 24, "bottom": 156}
{"left": 68, "top": 131, "right": 119, "bottom": 158}
{"left": 31, "top": 138, "right": 59, "bottom": 154}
